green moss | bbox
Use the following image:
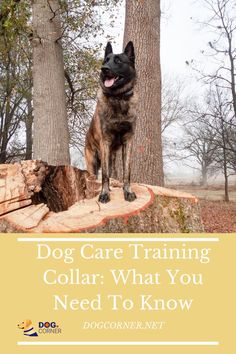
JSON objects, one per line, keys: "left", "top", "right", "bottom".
{"left": 170, "top": 199, "right": 190, "bottom": 233}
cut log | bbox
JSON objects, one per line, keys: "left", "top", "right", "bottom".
{"left": 0, "top": 160, "right": 204, "bottom": 233}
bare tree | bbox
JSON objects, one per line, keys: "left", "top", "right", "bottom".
{"left": 183, "top": 84, "right": 235, "bottom": 199}
{"left": 32, "top": 0, "right": 70, "bottom": 165}
{"left": 161, "top": 74, "right": 190, "bottom": 168}
{"left": 123, "top": 0, "right": 164, "bottom": 185}
{"left": 182, "top": 115, "right": 217, "bottom": 186}
{"left": 198, "top": 0, "right": 236, "bottom": 118}
{"left": 205, "top": 85, "right": 235, "bottom": 201}
{"left": 161, "top": 75, "right": 188, "bottom": 133}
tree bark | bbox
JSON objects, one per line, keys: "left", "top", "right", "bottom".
{"left": 25, "top": 94, "right": 33, "bottom": 160}
{"left": 0, "top": 160, "right": 203, "bottom": 233}
{"left": 122, "top": 0, "right": 164, "bottom": 186}
{"left": 223, "top": 149, "right": 229, "bottom": 202}
{"left": 32, "top": 0, "right": 70, "bottom": 165}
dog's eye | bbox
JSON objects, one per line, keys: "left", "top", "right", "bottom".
{"left": 104, "top": 57, "right": 109, "bottom": 63}
{"left": 114, "top": 56, "right": 121, "bottom": 64}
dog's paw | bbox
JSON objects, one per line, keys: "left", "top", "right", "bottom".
{"left": 124, "top": 190, "right": 137, "bottom": 202}
{"left": 98, "top": 192, "right": 110, "bottom": 203}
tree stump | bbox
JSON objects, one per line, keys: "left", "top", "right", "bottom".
{"left": 0, "top": 160, "right": 204, "bottom": 233}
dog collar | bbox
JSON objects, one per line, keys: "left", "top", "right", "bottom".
{"left": 24, "top": 327, "right": 34, "bottom": 333}
{"left": 103, "top": 88, "right": 134, "bottom": 100}
{"left": 123, "top": 88, "right": 134, "bottom": 97}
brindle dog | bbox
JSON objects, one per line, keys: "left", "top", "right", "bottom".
{"left": 85, "top": 41, "right": 137, "bottom": 203}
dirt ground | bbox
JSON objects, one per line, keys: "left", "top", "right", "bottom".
{"left": 169, "top": 185, "right": 236, "bottom": 233}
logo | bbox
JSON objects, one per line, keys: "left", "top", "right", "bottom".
{"left": 17, "top": 319, "right": 38, "bottom": 337}
{"left": 38, "top": 321, "right": 62, "bottom": 334}
{"left": 18, "top": 319, "right": 62, "bottom": 336}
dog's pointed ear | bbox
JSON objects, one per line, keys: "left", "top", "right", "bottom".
{"left": 104, "top": 42, "right": 113, "bottom": 58}
{"left": 124, "top": 41, "right": 135, "bottom": 65}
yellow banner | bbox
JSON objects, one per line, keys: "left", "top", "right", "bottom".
{"left": 0, "top": 233, "right": 235, "bottom": 353}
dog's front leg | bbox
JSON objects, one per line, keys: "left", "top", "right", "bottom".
{"left": 122, "top": 139, "right": 137, "bottom": 202}
{"left": 99, "top": 140, "right": 111, "bottom": 203}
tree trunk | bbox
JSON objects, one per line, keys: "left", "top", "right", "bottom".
{"left": 25, "top": 94, "right": 33, "bottom": 160}
{"left": 32, "top": 0, "right": 70, "bottom": 165}
{"left": 201, "top": 165, "right": 208, "bottom": 187}
{"left": 223, "top": 159, "right": 229, "bottom": 202}
{"left": 0, "top": 160, "right": 203, "bottom": 233}
{"left": 221, "top": 121, "right": 229, "bottom": 202}
{"left": 225, "top": 12, "right": 236, "bottom": 119}
{"left": 122, "top": 0, "right": 164, "bottom": 186}
{"left": 0, "top": 98, "right": 10, "bottom": 163}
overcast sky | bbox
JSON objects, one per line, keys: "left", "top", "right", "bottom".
{"left": 161, "top": 0, "right": 205, "bottom": 75}
{"left": 106, "top": 0, "right": 212, "bottom": 77}
{"left": 160, "top": 0, "right": 208, "bottom": 179}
